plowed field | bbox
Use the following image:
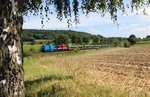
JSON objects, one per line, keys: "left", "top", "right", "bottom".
{"left": 79, "top": 47, "right": 150, "bottom": 96}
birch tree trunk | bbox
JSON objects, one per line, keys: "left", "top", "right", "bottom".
{"left": 0, "top": 0, "right": 24, "bottom": 97}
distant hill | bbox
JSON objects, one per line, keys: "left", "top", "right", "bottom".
{"left": 22, "top": 29, "right": 103, "bottom": 41}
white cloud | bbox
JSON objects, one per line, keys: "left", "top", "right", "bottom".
{"left": 77, "top": 13, "right": 113, "bottom": 27}
{"left": 132, "top": 26, "right": 150, "bottom": 33}
{"left": 86, "top": 27, "right": 103, "bottom": 35}
{"left": 112, "top": 24, "right": 150, "bottom": 38}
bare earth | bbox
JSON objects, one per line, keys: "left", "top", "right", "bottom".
{"left": 40, "top": 46, "right": 150, "bottom": 96}
{"left": 79, "top": 47, "right": 150, "bottom": 96}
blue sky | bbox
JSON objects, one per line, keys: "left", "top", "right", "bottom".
{"left": 23, "top": 3, "right": 150, "bottom": 38}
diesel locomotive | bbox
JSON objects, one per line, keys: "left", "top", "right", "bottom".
{"left": 41, "top": 44, "right": 69, "bottom": 52}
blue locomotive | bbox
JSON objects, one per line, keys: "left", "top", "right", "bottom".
{"left": 41, "top": 44, "right": 69, "bottom": 52}
{"left": 41, "top": 44, "right": 57, "bottom": 52}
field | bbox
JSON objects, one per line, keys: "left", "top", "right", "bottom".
{"left": 24, "top": 45, "right": 150, "bottom": 97}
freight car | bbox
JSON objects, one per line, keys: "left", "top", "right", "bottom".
{"left": 41, "top": 44, "right": 69, "bottom": 52}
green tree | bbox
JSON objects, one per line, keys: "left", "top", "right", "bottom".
{"left": 0, "top": 0, "right": 149, "bottom": 96}
{"left": 54, "top": 35, "right": 69, "bottom": 44}
{"left": 82, "top": 37, "right": 90, "bottom": 44}
{"left": 22, "top": 36, "right": 35, "bottom": 42}
{"left": 71, "top": 35, "right": 78, "bottom": 44}
{"left": 92, "top": 37, "right": 100, "bottom": 45}
{"left": 128, "top": 34, "right": 137, "bottom": 45}
{"left": 146, "top": 35, "right": 150, "bottom": 41}
{"left": 146, "top": 35, "right": 150, "bottom": 39}
{"left": 77, "top": 37, "right": 83, "bottom": 45}
{"left": 113, "top": 39, "right": 121, "bottom": 47}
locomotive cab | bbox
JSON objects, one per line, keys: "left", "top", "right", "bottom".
{"left": 57, "top": 44, "right": 68, "bottom": 50}
{"left": 41, "top": 44, "right": 57, "bottom": 52}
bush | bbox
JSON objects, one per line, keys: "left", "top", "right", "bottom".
{"left": 30, "top": 40, "right": 36, "bottom": 45}
{"left": 73, "top": 48, "right": 80, "bottom": 53}
{"left": 124, "top": 41, "right": 130, "bottom": 48}
{"left": 39, "top": 41, "right": 43, "bottom": 44}
{"left": 29, "top": 48, "right": 35, "bottom": 52}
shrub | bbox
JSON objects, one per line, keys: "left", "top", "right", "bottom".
{"left": 73, "top": 48, "right": 80, "bottom": 53}
{"left": 30, "top": 40, "right": 36, "bottom": 45}
{"left": 124, "top": 41, "right": 130, "bottom": 48}
{"left": 39, "top": 41, "right": 43, "bottom": 44}
{"left": 29, "top": 48, "right": 35, "bottom": 52}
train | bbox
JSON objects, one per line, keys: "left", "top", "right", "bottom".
{"left": 41, "top": 44, "right": 69, "bottom": 52}
{"left": 41, "top": 43, "right": 114, "bottom": 52}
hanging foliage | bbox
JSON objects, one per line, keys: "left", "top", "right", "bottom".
{"left": 23, "top": 0, "right": 150, "bottom": 26}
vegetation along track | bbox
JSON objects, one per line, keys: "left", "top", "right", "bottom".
{"left": 40, "top": 46, "right": 150, "bottom": 96}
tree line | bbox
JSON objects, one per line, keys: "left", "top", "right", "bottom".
{"left": 22, "top": 29, "right": 150, "bottom": 47}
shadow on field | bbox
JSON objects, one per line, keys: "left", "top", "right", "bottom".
{"left": 25, "top": 75, "right": 73, "bottom": 97}
{"left": 25, "top": 75, "right": 73, "bottom": 86}
{"left": 37, "top": 83, "right": 67, "bottom": 97}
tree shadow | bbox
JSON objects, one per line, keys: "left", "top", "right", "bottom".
{"left": 25, "top": 75, "right": 73, "bottom": 97}
{"left": 26, "top": 83, "right": 68, "bottom": 97}
{"left": 37, "top": 83, "right": 68, "bottom": 97}
{"left": 25, "top": 75, "right": 73, "bottom": 87}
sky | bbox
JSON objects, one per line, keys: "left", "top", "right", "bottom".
{"left": 23, "top": 2, "right": 150, "bottom": 38}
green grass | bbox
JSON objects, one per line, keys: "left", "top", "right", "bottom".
{"left": 24, "top": 56, "right": 71, "bottom": 97}
{"left": 35, "top": 39, "right": 50, "bottom": 42}
{"left": 133, "top": 43, "right": 150, "bottom": 47}
{"left": 23, "top": 44, "right": 42, "bottom": 56}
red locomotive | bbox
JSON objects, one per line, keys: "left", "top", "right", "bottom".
{"left": 57, "top": 44, "right": 69, "bottom": 50}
